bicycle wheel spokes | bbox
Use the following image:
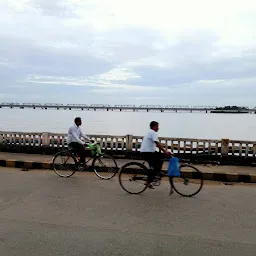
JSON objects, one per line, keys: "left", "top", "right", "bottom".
{"left": 119, "top": 162, "right": 148, "bottom": 194}
{"left": 171, "top": 165, "right": 203, "bottom": 197}
{"left": 93, "top": 154, "right": 118, "bottom": 180}
{"left": 52, "top": 151, "right": 77, "bottom": 178}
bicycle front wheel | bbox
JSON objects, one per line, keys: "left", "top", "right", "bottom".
{"left": 119, "top": 162, "right": 149, "bottom": 194}
{"left": 170, "top": 164, "right": 203, "bottom": 197}
{"left": 92, "top": 154, "right": 118, "bottom": 180}
{"left": 52, "top": 151, "right": 77, "bottom": 178}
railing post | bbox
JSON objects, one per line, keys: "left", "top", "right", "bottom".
{"left": 221, "top": 138, "right": 229, "bottom": 156}
{"left": 42, "top": 132, "right": 50, "bottom": 147}
{"left": 252, "top": 144, "right": 256, "bottom": 157}
{"left": 126, "top": 134, "right": 133, "bottom": 152}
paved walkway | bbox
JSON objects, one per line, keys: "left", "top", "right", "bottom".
{"left": 0, "top": 168, "right": 255, "bottom": 255}
{"left": 0, "top": 152, "right": 256, "bottom": 182}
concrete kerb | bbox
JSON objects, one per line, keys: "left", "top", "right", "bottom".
{"left": 0, "top": 159, "right": 52, "bottom": 170}
{"left": 0, "top": 157, "right": 255, "bottom": 183}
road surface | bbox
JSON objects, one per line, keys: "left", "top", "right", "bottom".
{"left": 0, "top": 167, "right": 255, "bottom": 256}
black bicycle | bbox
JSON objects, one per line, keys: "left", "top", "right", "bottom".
{"left": 118, "top": 157, "right": 203, "bottom": 197}
{"left": 52, "top": 142, "right": 118, "bottom": 179}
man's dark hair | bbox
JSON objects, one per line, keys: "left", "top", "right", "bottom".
{"left": 74, "top": 117, "right": 81, "bottom": 123}
{"left": 150, "top": 121, "right": 158, "bottom": 129}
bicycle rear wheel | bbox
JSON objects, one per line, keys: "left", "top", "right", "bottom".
{"left": 119, "top": 162, "right": 149, "bottom": 194}
{"left": 92, "top": 154, "right": 118, "bottom": 180}
{"left": 170, "top": 164, "right": 203, "bottom": 197}
{"left": 52, "top": 151, "right": 77, "bottom": 178}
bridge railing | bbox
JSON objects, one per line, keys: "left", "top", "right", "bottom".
{"left": 131, "top": 135, "right": 222, "bottom": 155}
{"left": 1, "top": 131, "right": 256, "bottom": 158}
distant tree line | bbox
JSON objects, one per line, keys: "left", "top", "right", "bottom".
{"left": 214, "top": 106, "right": 249, "bottom": 110}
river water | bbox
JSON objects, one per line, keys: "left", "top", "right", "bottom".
{"left": 0, "top": 108, "right": 255, "bottom": 141}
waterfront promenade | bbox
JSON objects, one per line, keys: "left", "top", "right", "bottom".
{"left": 0, "top": 167, "right": 255, "bottom": 255}
{"left": 1, "top": 130, "right": 256, "bottom": 165}
{"left": 0, "top": 130, "right": 256, "bottom": 182}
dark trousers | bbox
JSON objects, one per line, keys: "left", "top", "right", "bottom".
{"left": 141, "top": 152, "right": 164, "bottom": 182}
{"left": 68, "top": 142, "right": 86, "bottom": 164}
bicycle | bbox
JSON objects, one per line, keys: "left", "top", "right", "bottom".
{"left": 52, "top": 142, "right": 118, "bottom": 180}
{"left": 118, "top": 156, "right": 203, "bottom": 197}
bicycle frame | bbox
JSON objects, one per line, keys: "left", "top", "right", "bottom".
{"left": 73, "top": 153, "right": 94, "bottom": 165}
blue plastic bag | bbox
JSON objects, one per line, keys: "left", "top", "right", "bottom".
{"left": 167, "top": 157, "right": 181, "bottom": 177}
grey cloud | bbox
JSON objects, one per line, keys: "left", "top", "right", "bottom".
{"left": 31, "top": 0, "right": 77, "bottom": 18}
{"left": 131, "top": 53, "right": 256, "bottom": 87}
{"left": 0, "top": 35, "right": 115, "bottom": 77}
{"left": 128, "top": 31, "right": 256, "bottom": 87}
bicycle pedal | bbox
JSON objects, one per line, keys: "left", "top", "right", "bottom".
{"left": 77, "top": 166, "right": 84, "bottom": 171}
{"left": 152, "top": 180, "right": 161, "bottom": 186}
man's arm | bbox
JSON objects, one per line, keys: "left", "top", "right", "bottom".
{"left": 151, "top": 131, "right": 172, "bottom": 155}
{"left": 155, "top": 141, "right": 171, "bottom": 155}
{"left": 80, "top": 129, "right": 90, "bottom": 142}
{"left": 151, "top": 132, "right": 170, "bottom": 154}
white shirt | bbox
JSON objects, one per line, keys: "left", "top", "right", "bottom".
{"left": 140, "top": 129, "right": 159, "bottom": 152}
{"left": 67, "top": 124, "right": 90, "bottom": 145}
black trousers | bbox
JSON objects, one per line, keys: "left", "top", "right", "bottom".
{"left": 141, "top": 152, "right": 164, "bottom": 182}
{"left": 68, "top": 142, "right": 86, "bottom": 164}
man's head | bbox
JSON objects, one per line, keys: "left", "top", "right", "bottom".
{"left": 150, "top": 121, "right": 159, "bottom": 132}
{"left": 74, "top": 117, "right": 82, "bottom": 126}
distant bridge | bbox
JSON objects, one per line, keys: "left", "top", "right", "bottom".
{"left": 0, "top": 102, "right": 255, "bottom": 113}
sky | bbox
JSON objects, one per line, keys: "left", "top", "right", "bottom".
{"left": 0, "top": 0, "right": 256, "bottom": 107}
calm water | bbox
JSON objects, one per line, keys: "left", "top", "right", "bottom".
{"left": 0, "top": 108, "right": 256, "bottom": 141}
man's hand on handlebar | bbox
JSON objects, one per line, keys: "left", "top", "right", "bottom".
{"left": 164, "top": 150, "right": 173, "bottom": 156}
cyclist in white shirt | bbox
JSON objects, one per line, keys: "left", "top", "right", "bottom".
{"left": 67, "top": 117, "right": 93, "bottom": 166}
{"left": 140, "top": 121, "right": 172, "bottom": 186}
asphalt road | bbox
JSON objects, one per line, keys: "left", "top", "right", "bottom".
{"left": 0, "top": 167, "right": 255, "bottom": 256}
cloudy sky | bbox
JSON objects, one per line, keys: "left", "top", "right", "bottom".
{"left": 0, "top": 0, "right": 256, "bottom": 106}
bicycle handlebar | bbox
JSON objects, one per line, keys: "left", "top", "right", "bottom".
{"left": 84, "top": 141, "right": 97, "bottom": 147}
